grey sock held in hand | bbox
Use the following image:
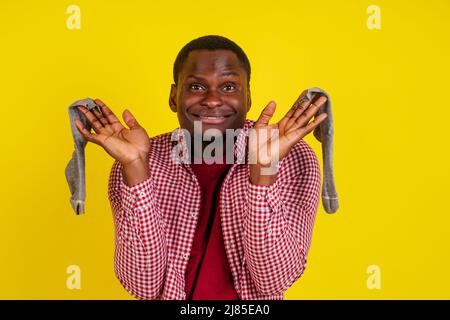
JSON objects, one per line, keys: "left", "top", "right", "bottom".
{"left": 304, "top": 87, "right": 339, "bottom": 213}
{"left": 65, "top": 98, "right": 102, "bottom": 214}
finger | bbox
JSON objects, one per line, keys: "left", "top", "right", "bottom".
{"left": 302, "top": 113, "right": 328, "bottom": 136}
{"left": 284, "top": 97, "right": 314, "bottom": 132}
{"left": 278, "top": 104, "right": 297, "bottom": 132}
{"left": 74, "top": 119, "right": 99, "bottom": 144}
{"left": 278, "top": 90, "right": 308, "bottom": 134}
{"left": 122, "top": 109, "right": 142, "bottom": 130}
{"left": 92, "top": 108, "right": 108, "bottom": 127}
{"left": 254, "top": 101, "right": 276, "bottom": 129}
{"left": 284, "top": 90, "right": 308, "bottom": 119}
{"left": 94, "top": 99, "right": 123, "bottom": 127}
{"left": 76, "top": 105, "right": 104, "bottom": 133}
{"left": 286, "top": 113, "right": 328, "bottom": 142}
{"left": 290, "top": 95, "right": 327, "bottom": 130}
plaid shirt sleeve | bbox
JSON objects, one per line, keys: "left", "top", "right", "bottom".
{"left": 108, "top": 159, "right": 167, "bottom": 300}
{"left": 243, "top": 141, "right": 321, "bottom": 295}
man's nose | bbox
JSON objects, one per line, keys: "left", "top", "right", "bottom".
{"left": 201, "top": 89, "right": 223, "bottom": 109}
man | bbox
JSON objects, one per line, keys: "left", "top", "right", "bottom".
{"left": 74, "top": 35, "right": 328, "bottom": 300}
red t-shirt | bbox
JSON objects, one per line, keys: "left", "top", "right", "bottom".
{"left": 184, "top": 160, "right": 239, "bottom": 300}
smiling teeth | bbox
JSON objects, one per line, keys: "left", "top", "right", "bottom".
{"left": 200, "top": 116, "right": 225, "bottom": 118}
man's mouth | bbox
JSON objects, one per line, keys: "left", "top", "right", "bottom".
{"left": 191, "top": 113, "right": 233, "bottom": 124}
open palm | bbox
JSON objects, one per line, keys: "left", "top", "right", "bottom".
{"left": 251, "top": 91, "right": 328, "bottom": 167}
{"left": 74, "top": 99, "right": 151, "bottom": 166}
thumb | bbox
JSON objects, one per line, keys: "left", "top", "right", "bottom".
{"left": 254, "top": 101, "right": 276, "bottom": 128}
{"left": 122, "top": 109, "right": 141, "bottom": 129}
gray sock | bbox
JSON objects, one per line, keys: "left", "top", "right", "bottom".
{"left": 65, "top": 98, "right": 102, "bottom": 214}
{"left": 303, "top": 87, "right": 339, "bottom": 214}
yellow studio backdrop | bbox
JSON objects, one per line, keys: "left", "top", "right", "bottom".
{"left": 0, "top": 0, "right": 448, "bottom": 299}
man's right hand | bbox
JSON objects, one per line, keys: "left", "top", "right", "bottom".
{"left": 74, "top": 98, "right": 151, "bottom": 186}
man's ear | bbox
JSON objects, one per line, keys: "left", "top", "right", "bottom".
{"left": 246, "top": 87, "right": 252, "bottom": 112}
{"left": 169, "top": 83, "right": 177, "bottom": 113}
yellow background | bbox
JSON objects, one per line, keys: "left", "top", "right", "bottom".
{"left": 0, "top": 0, "right": 449, "bottom": 299}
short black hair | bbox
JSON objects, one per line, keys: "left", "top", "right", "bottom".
{"left": 173, "top": 35, "right": 251, "bottom": 84}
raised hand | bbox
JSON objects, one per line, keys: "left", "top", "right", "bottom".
{"left": 74, "top": 99, "right": 151, "bottom": 166}
{"left": 249, "top": 91, "right": 328, "bottom": 185}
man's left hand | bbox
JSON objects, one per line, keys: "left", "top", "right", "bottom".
{"left": 249, "top": 91, "right": 328, "bottom": 186}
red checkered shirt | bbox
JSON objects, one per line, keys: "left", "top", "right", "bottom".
{"left": 107, "top": 119, "right": 321, "bottom": 300}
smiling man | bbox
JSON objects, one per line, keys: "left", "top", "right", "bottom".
{"left": 74, "top": 35, "right": 328, "bottom": 300}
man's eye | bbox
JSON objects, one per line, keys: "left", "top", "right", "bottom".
{"left": 223, "top": 84, "right": 236, "bottom": 91}
{"left": 189, "top": 84, "right": 204, "bottom": 91}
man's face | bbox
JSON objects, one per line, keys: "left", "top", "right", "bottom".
{"left": 169, "top": 49, "right": 251, "bottom": 138}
